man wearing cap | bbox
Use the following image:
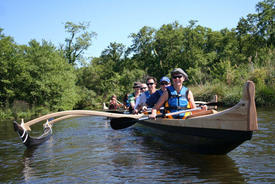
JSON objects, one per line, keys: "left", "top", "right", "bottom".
{"left": 149, "top": 68, "right": 206, "bottom": 119}
{"left": 128, "top": 82, "right": 142, "bottom": 113}
{"left": 146, "top": 76, "right": 171, "bottom": 108}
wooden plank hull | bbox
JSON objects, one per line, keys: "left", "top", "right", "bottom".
{"left": 138, "top": 120, "right": 252, "bottom": 154}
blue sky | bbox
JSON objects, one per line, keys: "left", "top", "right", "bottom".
{"left": 0, "top": 0, "right": 259, "bottom": 58}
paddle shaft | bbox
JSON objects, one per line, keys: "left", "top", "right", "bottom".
{"left": 140, "top": 107, "right": 202, "bottom": 120}
{"left": 110, "top": 107, "right": 202, "bottom": 130}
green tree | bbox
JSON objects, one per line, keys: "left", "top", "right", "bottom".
{"left": 255, "top": 0, "right": 275, "bottom": 47}
{"left": 18, "top": 40, "right": 78, "bottom": 110}
{"left": 0, "top": 29, "right": 19, "bottom": 106}
{"left": 62, "top": 21, "right": 97, "bottom": 65}
{"left": 128, "top": 26, "right": 156, "bottom": 73}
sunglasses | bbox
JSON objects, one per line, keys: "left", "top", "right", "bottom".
{"left": 172, "top": 75, "right": 183, "bottom": 79}
{"left": 146, "top": 83, "right": 154, "bottom": 86}
{"left": 160, "top": 82, "right": 169, "bottom": 85}
{"left": 140, "top": 87, "right": 147, "bottom": 90}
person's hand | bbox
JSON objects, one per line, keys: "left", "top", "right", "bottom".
{"left": 201, "top": 105, "right": 207, "bottom": 110}
{"left": 149, "top": 114, "right": 156, "bottom": 120}
{"left": 149, "top": 109, "right": 157, "bottom": 120}
{"left": 133, "top": 109, "right": 139, "bottom": 114}
{"left": 142, "top": 106, "right": 148, "bottom": 112}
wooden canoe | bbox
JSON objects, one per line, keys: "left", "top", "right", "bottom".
{"left": 13, "top": 81, "right": 257, "bottom": 154}
{"left": 132, "top": 81, "right": 258, "bottom": 154}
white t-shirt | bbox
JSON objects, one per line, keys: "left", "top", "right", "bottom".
{"left": 134, "top": 93, "right": 147, "bottom": 109}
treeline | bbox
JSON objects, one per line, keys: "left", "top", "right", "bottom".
{"left": 0, "top": 0, "right": 274, "bottom": 120}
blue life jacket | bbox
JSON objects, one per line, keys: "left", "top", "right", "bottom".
{"left": 166, "top": 85, "right": 189, "bottom": 119}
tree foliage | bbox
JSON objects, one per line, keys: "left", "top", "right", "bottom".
{"left": 0, "top": 32, "right": 78, "bottom": 110}
{"left": 62, "top": 21, "right": 97, "bottom": 66}
{"left": 0, "top": 0, "right": 274, "bottom": 118}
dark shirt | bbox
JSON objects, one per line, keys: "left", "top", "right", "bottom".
{"left": 146, "top": 89, "right": 163, "bottom": 108}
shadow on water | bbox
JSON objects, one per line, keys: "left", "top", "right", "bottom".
{"left": 130, "top": 126, "right": 246, "bottom": 183}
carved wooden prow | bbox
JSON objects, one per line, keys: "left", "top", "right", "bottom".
{"left": 241, "top": 81, "right": 258, "bottom": 131}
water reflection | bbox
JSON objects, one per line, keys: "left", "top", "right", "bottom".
{"left": 131, "top": 127, "right": 245, "bottom": 183}
{"left": 22, "top": 148, "right": 36, "bottom": 181}
{"left": 21, "top": 136, "right": 55, "bottom": 182}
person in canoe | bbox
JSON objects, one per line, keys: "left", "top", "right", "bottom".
{"left": 133, "top": 77, "right": 157, "bottom": 114}
{"left": 149, "top": 68, "right": 207, "bottom": 119}
{"left": 140, "top": 83, "right": 148, "bottom": 93}
{"left": 134, "top": 83, "right": 148, "bottom": 111}
{"left": 146, "top": 76, "right": 171, "bottom": 108}
{"left": 108, "top": 94, "right": 123, "bottom": 110}
{"left": 128, "top": 82, "right": 142, "bottom": 113}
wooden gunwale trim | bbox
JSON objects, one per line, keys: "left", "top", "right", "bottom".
{"left": 142, "top": 81, "right": 258, "bottom": 131}
{"left": 143, "top": 105, "right": 248, "bottom": 131}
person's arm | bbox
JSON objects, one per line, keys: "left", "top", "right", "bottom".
{"left": 128, "top": 95, "right": 135, "bottom": 110}
{"left": 187, "top": 90, "right": 196, "bottom": 109}
{"left": 149, "top": 91, "right": 168, "bottom": 119}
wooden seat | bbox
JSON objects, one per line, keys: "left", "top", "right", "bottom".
{"left": 187, "top": 109, "right": 217, "bottom": 119}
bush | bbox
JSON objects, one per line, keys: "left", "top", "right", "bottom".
{"left": 0, "top": 109, "right": 12, "bottom": 120}
{"left": 256, "top": 85, "right": 275, "bottom": 106}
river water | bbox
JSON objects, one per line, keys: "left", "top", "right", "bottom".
{"left": 0, "top": 108, "right": 274, "bottom": 183}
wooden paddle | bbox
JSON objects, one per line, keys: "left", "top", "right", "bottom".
{"left": 110, "top": 107, "right": 202, "bottom": 130}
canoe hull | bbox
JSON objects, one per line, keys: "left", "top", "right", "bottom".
{"left": 131, "top": 81, "right": 257, "bottom": 154}
{"left": 138, "top": 120, "right": 252, "bottom": 154}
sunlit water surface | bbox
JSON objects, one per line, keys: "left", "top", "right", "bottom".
{"left": 0, "top": 108, "right": 274, "bottom": 183}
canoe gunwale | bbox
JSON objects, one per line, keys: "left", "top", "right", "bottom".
{"left": 138, "top": 80, "right": 258, "bottom": 132}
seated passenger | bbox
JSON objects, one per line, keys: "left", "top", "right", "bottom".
{"left": 146, "top": 76, "right": 171, "bottom": 108}
{"left": 128, "top": 82, "right": 142, "bottom": 113}
{"left": 134, "top": 83, "right": 148, "bottom": 109}
{"left": 149, "top": 68, "right": 206, "bottom": 119}
{"left": 108, "top": 94, "right": 121, "bottom": 110}
{"left": 133, "top": 77, "right": 157, "bottom": 114}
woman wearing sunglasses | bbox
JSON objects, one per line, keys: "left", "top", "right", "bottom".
{"left": 149, "top": 68, "right": 205, "bottom": 119}
{"left": 146, "top": 76, "right": 171, "bottom": 108}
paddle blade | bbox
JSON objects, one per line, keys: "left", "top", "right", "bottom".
{"left": 110, "top": 117, "right": 137, "bottom": 130}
